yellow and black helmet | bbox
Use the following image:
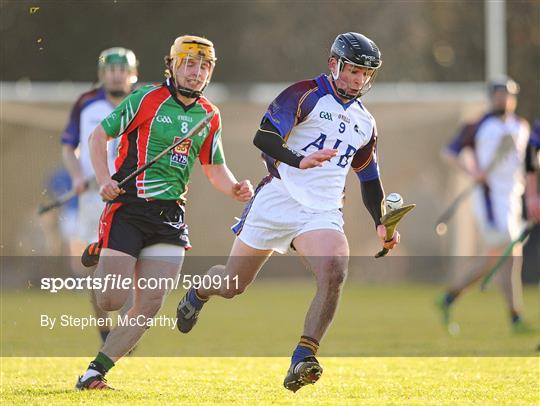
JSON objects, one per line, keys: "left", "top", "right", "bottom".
{"left": 167, "top": 35, "right": 216, "bottom": 98}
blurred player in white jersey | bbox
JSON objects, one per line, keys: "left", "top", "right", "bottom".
{"left": 176, "top": 32, "right": 400, "bottom": 392}
{"left": 61, "top": 47, "right": 138, "bottom": 343}
{"left": 437, "top": 77, "right": 536, "bottom": 334}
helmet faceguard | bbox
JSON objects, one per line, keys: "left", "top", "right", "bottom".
{"left": 98, "top": 47, "right": 138, "bottom": 97}
{"left": 167, "top": 35, "right": 216, "bottom": 99}
{"left": 329, "top": 32, "right": 382, "bottom": 100}
{"left": 488, "top": 76, "right": 520, "bottom": 96}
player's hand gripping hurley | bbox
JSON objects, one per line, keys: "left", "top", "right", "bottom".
{"left": 435, "top": 135, "right": 515, "bottom": 235}
{"left": 375, "top": 194, "right": 415, "bottom": 258}
{"left": 37, "top": 179, "right": 94, "bottom": 215}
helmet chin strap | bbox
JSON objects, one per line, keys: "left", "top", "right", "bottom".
{"left": 172, "top": 71, "right": 205, "bottom": 99}
{"left": 332, "top": 80, "right": 358, "bottom": 100}
{"left": 176, "top": 84, "right": 203, "bottom": 99}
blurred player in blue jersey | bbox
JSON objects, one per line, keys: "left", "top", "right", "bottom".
{"left": 61, "top": 47, "right": 138, "bottom": 343}
{"left": 525, "top": 118, "right": 540, "bottom": 222}
{"left": 177, "top": 32, "right": 400, "bottom": 392}
{"left": 42, "top": 167, "right": 79, "bottom": 253}
{"left": 437, "top": 78, "right": 536, "bottom": 334}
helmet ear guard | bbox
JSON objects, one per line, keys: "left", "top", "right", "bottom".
{"left": 329, "top": 57, "right": 343, "bottom": 81}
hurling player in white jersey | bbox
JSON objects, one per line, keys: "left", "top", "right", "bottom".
{"left": 177, "top": 32, "right": 400, "bottom": 392}
{"left": 61, "top": 47, "right": 138, "bottom": 343}
{"left": 437, "top": 77, "right": 536, "bottom": 334}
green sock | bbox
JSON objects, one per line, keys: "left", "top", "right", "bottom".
{"left": 88, "top": 351, "right": 115, "bottom": 376}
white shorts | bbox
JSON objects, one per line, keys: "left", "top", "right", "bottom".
{"left": 78, "top": 187, "right": 107, "bottom": 244}
{"left": 232, "top": 176, "right": 345, "bottom": 254}
{"left": 472, "top": 188, "right": 523, "bottom": 248}
{"left": 58, "top": 208, "right": 79, "bottom": 241}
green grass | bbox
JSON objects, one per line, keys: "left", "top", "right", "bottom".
{"left": 2, "top": 282, "right": 539, "bottom": 356}
{"left": 1, "top": 283, "right": 539, "bottom": 403}
{"left": 1, "top": 357, "right": 538, "bottom": 404}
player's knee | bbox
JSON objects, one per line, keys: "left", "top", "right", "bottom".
{"left": 316, "top": 257, "right": 348, "bottom": 289}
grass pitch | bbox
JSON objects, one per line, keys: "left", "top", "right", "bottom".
{"left": 1, "top": 357, "right": 538, "bottom": 404}
{"left": 1, "top": 282, "right": 539, "bottom": 403}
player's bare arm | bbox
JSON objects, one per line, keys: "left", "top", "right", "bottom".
{"left": 88, "top": 124, "right": 123, "bottom": 201}
{"left": 202, "top": 164, "right": 253, "bottom": 202}
{"left": 441, "top": 147, "right": 485, "bottom": 183}
{"left": 61, "top": 144, "right": 87, "bottom": 193}
{"left": 525, "top": 174, "right": 540, "bottom": 221}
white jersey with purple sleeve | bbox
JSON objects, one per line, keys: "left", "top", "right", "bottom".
{"left": 262, "top": 74, "right": 380, "bottom": 211}
{"left": 447, "top": 113, "right": 529, "bottom": 198}
{"left": 60, "top": 87, "right": 119, "bottom": 179}
{"left": 446, "top": 113, "right": 529, "bottom": 239}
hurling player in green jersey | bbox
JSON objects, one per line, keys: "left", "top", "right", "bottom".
{"left": 75, "top": 35, "right": 253, "bottom": 391}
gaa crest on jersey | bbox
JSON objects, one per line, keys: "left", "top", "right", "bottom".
{"left": 170, "top": 137, "right": 192, "bottom": 168}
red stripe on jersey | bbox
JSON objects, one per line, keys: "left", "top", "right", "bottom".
{"left": 98, "top": 202, "right": 123, "bottom": 249}
{"left": 114, "top": 86, "right": 167, "bottom": 173}
{"left": 136, "top": 122, "right": 151, "bottom": 191}
{"left": 197, "top": 97, "right": 220, "bottom": 165}
{"left": 131, "top": 88, "right": 171, "bottom": 193}
{"left": 114, "top": 130, "right": 131, "bottom": 171}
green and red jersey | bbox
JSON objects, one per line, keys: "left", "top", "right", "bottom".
{"left": 101, "top": 79, "right": 225, "bottom": 202}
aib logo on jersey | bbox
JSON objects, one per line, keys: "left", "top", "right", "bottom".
{"left": 302, "top": 133, "right": 357, "bottom": 168}
{"left": 170, "top": 137, "right": 192, "bottom": 168}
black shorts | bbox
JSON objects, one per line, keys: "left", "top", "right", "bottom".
{"left": 98, "top": 200, "right": 191, "bottom": 257}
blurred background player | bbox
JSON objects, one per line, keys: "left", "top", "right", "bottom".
{"left": 75, "top": 35, "right": 253, "bottom": 390}
{"left": 437, "top": 77, "right": 534, "bottom": 334}
{"left": 60, "top": 47, "right": 139, "bottom": 343}
{"left": 525, "top": 117, "right": 540, "bottom": 223}
{"left": 40, "top": 167, "right": 79, "bottom": 255}
{"left": 176, "top": 32, "right": 399, "bottom": 392}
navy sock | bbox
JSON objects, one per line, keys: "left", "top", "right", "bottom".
{"left": 291, "top": 336, "right": 319, "bottom": 365}
{"left": 187, "top": 287, "right": 207, "bottom": 310}
{"left": 444, "top": 292, "right": 457, "bottom": 305}
{"left": 511, "top": 311, "right": 521, "bottom": 324}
